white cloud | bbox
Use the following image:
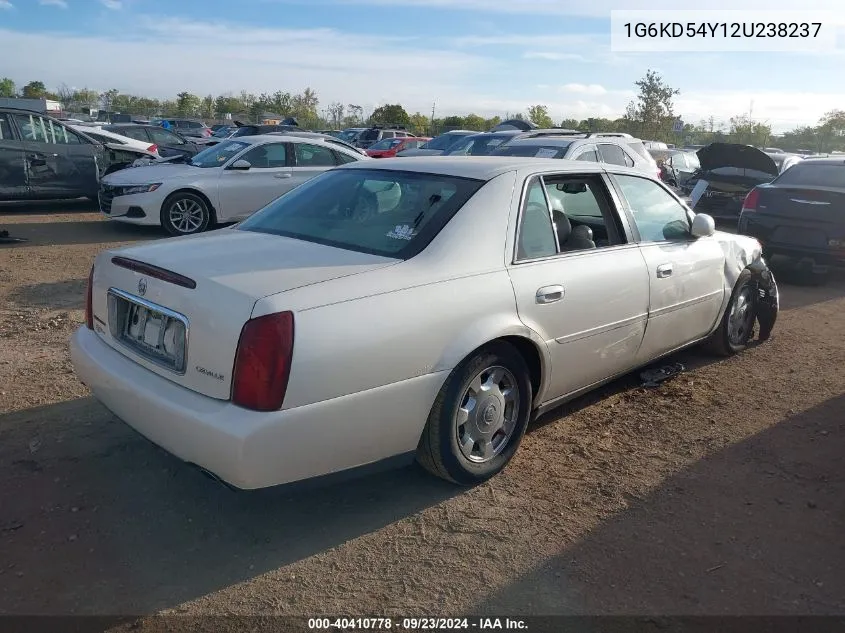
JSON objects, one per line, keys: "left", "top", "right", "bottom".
{"left": 100, "top": 0, "right": 122, "bottom": 8}
{"left": 524, "top": 52, "right": 587, "bottom": 62}
{"left": 0, "top": 0, "right": 13, "bottom": 9}
{"left": 39, "top": 0, "right": 68, "bottom": 7}
{"left": 558, "top": 83, "right": 610, "bottom": 96}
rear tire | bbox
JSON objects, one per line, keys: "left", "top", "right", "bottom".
{"left": 161, "top": 192, "right": 212, "bottom": 236}
{"left": 417, "top": 342, "right": 533, "bottom": 485}
{"left": 706, "top": 268, "right": 756, "bottom": 357}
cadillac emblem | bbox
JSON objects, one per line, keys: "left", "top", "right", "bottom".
{"left": 138, "top": 278, "right": 147, "bottom": 296}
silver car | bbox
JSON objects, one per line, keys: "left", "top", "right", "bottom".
{"left": 71, "top": 157, "right": 778, "bottom": 489}
{"left": 98, "top": 134, "right": 368, "bottom": 235}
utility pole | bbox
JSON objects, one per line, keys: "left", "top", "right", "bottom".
{"left": 430, "top": 101, "right": 436, "bottom": 136}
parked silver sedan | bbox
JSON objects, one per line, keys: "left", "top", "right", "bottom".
{"left": 71, "top": 157, "right": 778, "bottom": 489}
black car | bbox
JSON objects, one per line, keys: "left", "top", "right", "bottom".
{"left": 738, "top": 157, "right": 845, "bottom": 276}
{"left": 683, "top": 143, "right": 779, "bottom": 220}
{"left": 0, "top": 107, "right": 142, "bottom": 201}
{"left": 102, "top": 124, "right": 202, "bottom": 160}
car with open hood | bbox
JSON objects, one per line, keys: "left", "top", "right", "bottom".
{"left": 71, "top": 156, "right": 778, "bottom": 490}
{"left": 683, "top": 143, "right": 779, "bottom": 220}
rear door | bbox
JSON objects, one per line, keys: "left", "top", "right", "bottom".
{"left": 147, "top": 126, "right": 196, "bottom": 157}
{"left": 610, "top": 173, "right": 725, "bottom": 362}
{"left": 216, "top": 141, "right": 292, "bottom": 221}
{"left": 506, "top": 170, "right": 651, "bottom": 402}
{"left": 11, "top": 112, "right": 99, "bottom": 198}
{"left": 0, "top": 112, "right": 27, "bottom": 199}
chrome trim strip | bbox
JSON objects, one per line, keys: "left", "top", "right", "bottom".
{"left": 648, "top": 289, "right": 724, "bottom": 319}
{"left": 554, "top": 313, "right": 648, "bottom": 345}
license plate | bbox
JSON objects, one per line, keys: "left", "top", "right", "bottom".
{"left": 107, "top": 288, "right": 188, "bottom": 373}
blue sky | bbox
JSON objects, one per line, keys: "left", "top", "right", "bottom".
{"left": 1, "top": 0, "right": 843, "bottom": 132}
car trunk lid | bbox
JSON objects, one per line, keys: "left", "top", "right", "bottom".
{"left": 753, "top": 183, "right": 845, "bottom": 249}
{"left": 89, "top": 229, "right": 397, "bottom": 400}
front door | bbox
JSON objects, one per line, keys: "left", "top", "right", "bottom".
{"left": 216, "top": 141, "right": 293, "bottom": 221}
{"left": 0, "top": 113, "right": 27, "bottom": 199}
{"left": 11, "top": 112, "right": 98, "bottom": 198}
{"left": 507, "top": 172, "right": 651, "bottom": 401}
{"left": 610, "top": 173, "right": 726, "bottom": 362}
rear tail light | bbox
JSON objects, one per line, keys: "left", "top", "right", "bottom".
{"left": 85, "top": 264, "right": 94, "bottom": 330}
{"left": 742, "top": 187, "right": 760, "bottom": 212}
{"left": 147, "top": 144, "right": 158, "bottom": 154}
{"left": 232, "top": 311, "right": 295, "bottom": 411}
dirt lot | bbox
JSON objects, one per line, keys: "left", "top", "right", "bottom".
{"left": 1, "top": 201, "right": 844, "bottom": 619}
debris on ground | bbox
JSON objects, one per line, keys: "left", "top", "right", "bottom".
{"left": 640, "top": 362, "right": 686, "bottom": 388}
{"left": 0, "top": 229, "right": 27, "bottom": 244}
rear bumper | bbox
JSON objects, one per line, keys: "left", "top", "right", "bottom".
{"left": 70, "top": 327, "right": 445, "bottom": 489}
{"left": 739, "top": 213, "right": 845, "bottom": 266}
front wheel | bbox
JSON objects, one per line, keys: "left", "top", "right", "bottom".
{"left": 417, "top": 342, "right": 533, "bottom": 485}
{"left": 706, "top": 269, "right": 757, "bottom": 356}
{"left": 161, "top": 192, "right": 212, "bottom": 236}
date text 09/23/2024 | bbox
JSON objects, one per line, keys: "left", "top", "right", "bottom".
{"left": 308, "top": 617, "right": 528, "bottom": 630}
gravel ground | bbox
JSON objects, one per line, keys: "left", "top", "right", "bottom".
{"left": 1, "top": 201, "right": 844, "bottom": 620}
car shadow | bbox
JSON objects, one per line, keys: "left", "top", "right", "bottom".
{"left": 0, "top": 397, "right": 460, "bottom": 615}
{"left": 0, "top": 220, "right": 164, "bottom": 247}
{"left": 473, "top": 393, "right": 845, "bottom": 615}
{"left": 8, "top": 279, "right": 87, "bottom": 310}
{"left": 0, "top": 198, "right": 97, "bottom": 214}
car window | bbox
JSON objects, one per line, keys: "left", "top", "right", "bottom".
{"left": 575, "top": 148, "right": 599, "bottom": 162}
{"left": 12, "top": 114, "right": 81, "bottom": 144}
{"left": 774, "top": 162, "right": 845, "bottom": 187}
{"left": 114, "top": 127, "right": 149, "bottom": 142}
{"left": 672, "top": 154, "right": 688, "bottom": 169}
{"left": 295, "top": 142, "right": 336, "bottom": 167}
{"left": 149, "top": 128, "right": 185, "bottom": 145}
{"left": 238, "top": 142, "right": 288, "bottom": 168}
{"left": 333, "top": 150, "right": 359, "bottom": 164}
{"left": 0, "top": 114, "right": 13, "bottom": 140}
{"left": 369, "top": 138, "right": 403, "bottom": 151}
{"left": 598, "top": 143, "right": 627, "bottom": 166}
{"left": 238, "top": 168, "right": 484, "bottom": 259}
{"left": 544, "top": 174, "right": 625, "bottom": 249}
{"left": 189, "top": 140, "right": 252, "bottom": 168}
{"left": 516, "top": 177, "right": 557, "bottom": 260}
{"left": 614, "top": 174, "right": 691, "bottom": 242}
{"left": 622, "top": 150, "right": 636, "bottom": 168}
{"left": 687, "top": 153, "right": 700, "bottom": 169}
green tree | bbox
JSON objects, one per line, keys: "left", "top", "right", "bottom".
{"left": 408, "top": 112, "right": 430, "bottom": 136}
{"left": 369, "top": 103, "right": 410, "bottom": 127}
{"left": 484, "top": 116, "right": 501, "bottom": 130}
{"left": 214, "top": 94, "right": 244, "bottom": 117}
{"left": 326, "top": 102, "right": 345, "bottom": 129}
{"left": 100, "top": 88, "right": 119, "bottom": 111}
{"left": 200, "top": 94, "right": 215, "bottom": 119}
{"left": 22, "top": 80, "right": 48, "bottom": 99}
{"left": 462, "top": 113, "right": 486, "bottom": 131}
{"left": 345, "top": 104, "right": 364, "bottom": 126}
{"left": 559, "top": 118, "right": 580, "bottom": 130}
{"left": 624, "top": 69, "right": 680, "bottom": 140}
{"left": 440, "top": 115, "right": 465, "bottom": 129}
{"left": 527, "top": 105, "right": 554, "bottom": 128}
{"left": 0, "top": 77, "right": 15, "bottom": 98}
{"left": 728, "top": 114, "right": 771, "bottom": 147}
{"left": 175, "top": 92, "right": 201, "bottom": 117}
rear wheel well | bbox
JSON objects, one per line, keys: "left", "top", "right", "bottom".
{"left": 162, "top": 188, "right": 218, "bottom": 225}
{"left": 495, "top": 336, "right": 542, "bottom": 399}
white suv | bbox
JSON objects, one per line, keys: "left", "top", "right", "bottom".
{"left": 491, "top": 132, "right": 660, "bottom": 179}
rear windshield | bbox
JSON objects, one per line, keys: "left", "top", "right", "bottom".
{"left": 423, "top": 133, "right": 466, "bottom": 151}
{"left": 704, "top": 166, "right": 776, "bottom": 181}
{"left": 774, "top": 162, "right": 845, "bottom": 187}
{"left": 491, "top": 142, "right": 571, "bottom": 158}
{"left": 359, "top": 129, "right": 380, "bottom": 141}
{"left": 444, "top": 134, "right": 512, "bottom": 156}
{"left": 237, "top": 168, "right": 485, "bottom": 258}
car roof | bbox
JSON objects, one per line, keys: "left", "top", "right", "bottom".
{"left": 795, "top": 156, "right": 845, "bottom": 165}
{"left": 228, "top": 133, "right": 359, "bottom": 148}
{"left": 336, "top": 155, "right": 610, "bottom": 179}
{"left": 499, "top": 137, "right": 577, "bottom": 147}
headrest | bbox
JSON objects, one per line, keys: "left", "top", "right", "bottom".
{"left": 571, "top": 224, "right": 593, "bottom": 241}
{"left": 552, "top": 210, "right": 571, "bottom": 243}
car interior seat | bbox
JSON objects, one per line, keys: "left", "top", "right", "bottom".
{"left": 550, "top": 197, "right": 596, "bottom": 251}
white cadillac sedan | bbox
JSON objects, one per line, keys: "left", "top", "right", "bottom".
{"left": 97, "top": 134, "right": 367, "bottom": 236}
{"left": 71, "top": 157, "right": 779, "bottom": 489}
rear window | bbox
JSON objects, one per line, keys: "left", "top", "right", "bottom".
{"left": 359, "top": 129, "right": 380, "bottom": 141}
{"left": 707, "top": 166, "right": 776, "bottom": 181}
{"left": 774, "top": 162, "right": 845, "bottom": 187}
{"left": 445, "top": 134, "right": 511, "bottom": 156}
{"left": 237, "top": 168, "right": 485, "bottom": 258}
{"left": 491, "top": 143, "right": 571, "bottom": 158}
{"left": 424, "top": 133, "right": 465, "bottom": 151}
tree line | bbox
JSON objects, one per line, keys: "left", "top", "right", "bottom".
{"left": 2, "top": 72, "right": 844, "bottom": 152}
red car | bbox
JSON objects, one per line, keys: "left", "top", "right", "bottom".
{"left": 366, "top": 136, "right": 431, "bottom": 158}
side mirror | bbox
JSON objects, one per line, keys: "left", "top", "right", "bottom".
{"left": 690, "top": 213, "right": 716, "bottom": 238}
{"left": 229, "top": 159, "right": 252, "bottom": 171}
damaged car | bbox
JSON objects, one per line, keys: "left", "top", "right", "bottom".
{"left": 71, "top": 158, "right": 777, "bottom": 490}
{"left": 0, "top": 107, "right": 149, "bottom": 202}
{"left": 683, "top": 143, "right": 779, "bottom": 220}
{"left": 739, "top": 156, "right": 845, "bottom": 281}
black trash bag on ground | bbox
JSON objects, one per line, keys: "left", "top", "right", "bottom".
{"left": 640, "top": 362, "right": 686, "bottom": 388}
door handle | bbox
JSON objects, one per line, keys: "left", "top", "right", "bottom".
{"left": 274, "top": 173, "right": 292, "bottom": 179}
{"left": 536, "top": 285, "right": 564, "bottom": 304}
{"left": 656, "top": 263, "right": 673, "bottom": 278}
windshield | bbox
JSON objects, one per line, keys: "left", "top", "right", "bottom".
{"left": 422, "top": 133, "right": 466, "bottom": 151}
{"left": 491, "top": 142, "right": 571, "bottom": 158}
{"left": 774, "top": 163, "right": 845, "bottom": 187}
{"left": 189, "top": 140, "right": 251, "bottom": 168}
{"left": 212, "top": 127, "right": 233, "bottom": 138}
{"left": 237, "top": 168, "right": 485, "bottom": 258}
{"left": 369, "top": 138, "right": 403, "bottom": 151}
{"left": 339, "top": 129, "right": 361, "bottom": 141}
{"left": 444, "top": 134, "right": 512, "bottom": 156}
